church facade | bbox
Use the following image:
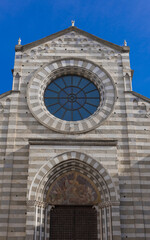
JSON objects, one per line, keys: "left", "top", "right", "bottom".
{"left": 0, "top": 26, "right": 150, "bottom": 240}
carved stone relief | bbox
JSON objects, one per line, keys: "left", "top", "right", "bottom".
{"left": 23, "top": 31, "right": 120, "bottom": 60}
{"left": 133, "top": 98, "right": 150, "bottom": 118}
{"left": 46, "top": 171, "right": 101, "bottom": 205}
{"left": 0, "top": 102, "right": 4, "bottom": 113}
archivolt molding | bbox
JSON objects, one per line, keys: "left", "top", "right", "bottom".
{"left": 43, "top": 161, "right": 105, "bottom": 203}
{"left": 27, "top": 58, "right": 116, "bottom": 133}
{"left": 28, "top": 151, "right": 118, "bottom": 203}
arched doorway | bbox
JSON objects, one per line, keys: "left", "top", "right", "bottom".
{"left": 26, "top": 152, "right": 120, "bottom": 240}
{"left": 46, "top": 171, "right": 100, "bottom": 240}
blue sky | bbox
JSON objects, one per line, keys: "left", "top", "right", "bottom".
{"left": 0, "top": 0, "right": 150, "bottom": 97}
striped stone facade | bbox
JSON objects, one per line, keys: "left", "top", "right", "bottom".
{"left": 0, "top": 26, "right": 150, "bottom": 240}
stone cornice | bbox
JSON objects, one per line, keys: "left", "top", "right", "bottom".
{"left": 29, "top": 138, "right": 118, "bottom": 146}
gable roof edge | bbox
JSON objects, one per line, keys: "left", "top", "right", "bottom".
{"left": 0, "top": 90, "right": 20, "bottom": 99}
{"left": 15, "top": 26, "right": 130, "bottom": 53}
{"left": 125, "top": 91, "right": 150, "bottom": 103}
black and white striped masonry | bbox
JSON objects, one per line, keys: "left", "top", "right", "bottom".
{"left": 0, "top": 26, "right": 150, "bottom": 240}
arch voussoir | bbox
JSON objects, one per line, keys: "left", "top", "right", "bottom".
{"left": 28, "top": 151, "right": 118, "bottom": 203}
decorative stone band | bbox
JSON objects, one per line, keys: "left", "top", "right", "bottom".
{"left": 27, "top": 58, "right": 116, "bottom": 133}
{"left": 27, "top": 200, "right": 47, "bottom": 208}
{"left": 27, "top": 199, "right": 119, "bottom": 209}
{"left": 98, "top": 201, "right": 120, "bottom": 208}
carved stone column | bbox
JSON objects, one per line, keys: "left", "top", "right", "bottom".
{"left": 44, "top": 204, "right": 55, "bottom": 240}
{"left": 34, "top": 201, "right": 46, "bottom": 240}
{"left": 93, "top": 201, "right": 114, "bottom": 240}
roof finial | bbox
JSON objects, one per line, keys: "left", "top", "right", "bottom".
{"left": 124, "top": 40, "right": 127, "bottom": 46}
{"left": 18, "top": 37, "right": 21, "bottom": 45}
{"left": 71, "top": 20, "right": 75, "bottom": 26}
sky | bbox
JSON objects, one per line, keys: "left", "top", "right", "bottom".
{"left": 0, "top": 0, "right": 150, "bottom": 97}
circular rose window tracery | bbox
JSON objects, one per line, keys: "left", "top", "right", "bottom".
{"left": 44, "top": 75, "right": 100, "bottom": 121}
{"left": 27, "top": 58, "right": 116, "bottom": 133}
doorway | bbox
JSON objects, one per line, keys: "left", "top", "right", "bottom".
{"left": 50, "top": 205, "right": 98, "bottom": 240}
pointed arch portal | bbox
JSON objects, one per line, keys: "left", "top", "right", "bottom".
{"left": 26, "top": 151, "right": 120, "bottom": 240}
{"left": 47, "top": 171, "right": 100, "bottom": 239}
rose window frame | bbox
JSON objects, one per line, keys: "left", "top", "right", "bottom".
{"left": 27, "top": 58, "right": 116, "bottom": 134}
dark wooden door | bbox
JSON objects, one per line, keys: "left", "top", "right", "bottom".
{"left": 50, "top": 206, "right": 98, "bottom": 240}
